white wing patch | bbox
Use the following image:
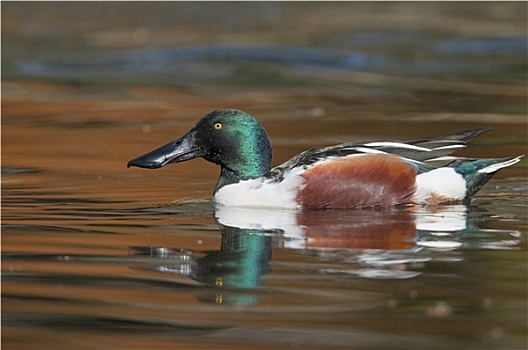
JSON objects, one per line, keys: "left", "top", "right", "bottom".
{"left": 432, "top": 145, "right": 466, "bottom": 151}
{"left": 351, "top": 147, "right": 387, "bottom": 154}
{"left": 364, "top": 142, "right": 431, "bottom": 151}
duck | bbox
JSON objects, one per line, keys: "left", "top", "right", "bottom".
{"left": 127, "top": 109, "right": 522, "bottom": 209}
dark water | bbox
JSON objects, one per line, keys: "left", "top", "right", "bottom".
{"left": 2, "top": 2, "right": 527, "bottom": 349}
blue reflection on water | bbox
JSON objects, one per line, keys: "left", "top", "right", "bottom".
{"left": 14, "top": 38, "right": 526, "bottom": 82}
{"left": 435, "top": 37, "right": 527, "bottom": 54}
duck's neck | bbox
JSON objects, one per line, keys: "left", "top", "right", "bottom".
{"left": 214, "top": 144, "right": 272, "bottom": 192}
{"left": 215, "top": 168, "right": 244, "bottom": 192}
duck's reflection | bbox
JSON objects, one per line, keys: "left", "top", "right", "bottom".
{"left": 130, "top": 224, "right": 272, "bottom": 305}
{"left": 130, "top": 204, "right": 518, "bottom": 305}
{"left": 194, "top": 225, "right": 272, "bottom": 305}
{"left": 215, "top": 205, "right": 470, "bottom": 251}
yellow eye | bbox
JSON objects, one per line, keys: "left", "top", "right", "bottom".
{"left": 214, "top": 122, "right": 223, "bottom": 130}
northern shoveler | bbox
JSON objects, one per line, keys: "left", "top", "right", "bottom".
{"left": 127, "top": 109, "right": 522, "bottom": 209}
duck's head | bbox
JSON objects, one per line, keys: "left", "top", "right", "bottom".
{"left": 127, "top": 109, "right": 272, "bottom": 189}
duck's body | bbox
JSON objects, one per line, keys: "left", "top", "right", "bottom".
{"left": 128, "top": 109, "right": 522, "bottom": 209}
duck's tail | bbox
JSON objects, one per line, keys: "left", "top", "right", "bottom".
{"left": 453, "top": 156, "right": 523, "bottom": 196}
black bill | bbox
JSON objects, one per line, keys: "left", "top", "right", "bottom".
{"left": 127, "top": 130, "right": 203, "bottom": 169}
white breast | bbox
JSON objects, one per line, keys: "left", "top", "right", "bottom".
{"left": 213, "top": 168, "right": 305, "bottom": 209}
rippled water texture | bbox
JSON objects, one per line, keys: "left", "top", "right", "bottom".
{"left": 2, "top": 2, "right": 527, "bottom": 350}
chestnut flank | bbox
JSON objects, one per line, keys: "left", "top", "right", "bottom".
{"left": 296, "top": 154, "right": 417, "bottom": 209}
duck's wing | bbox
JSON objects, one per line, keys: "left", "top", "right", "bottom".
{"left": 376, "top": 128, "right": 492, "bottom": 165}
{"left": 266, "top": 128, "right": 492, "bottom": 181}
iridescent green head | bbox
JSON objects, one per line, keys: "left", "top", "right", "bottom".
{"left": 127, "top": 109, "right": 272, "bottom": 190}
